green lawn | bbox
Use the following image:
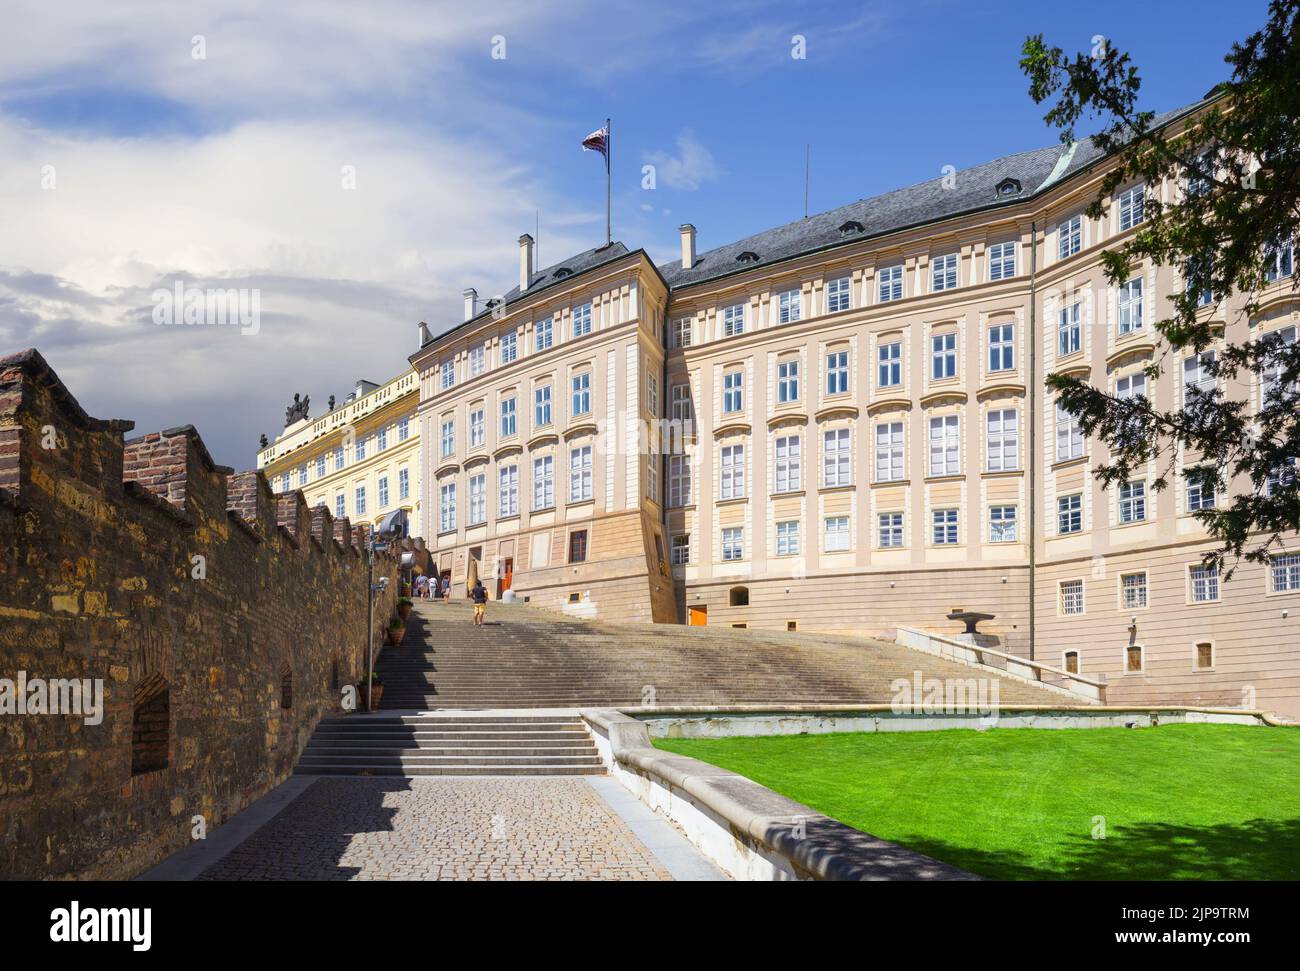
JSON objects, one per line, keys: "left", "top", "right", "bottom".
{"left": 653, "top": 724, "right": 1300, "bottom": 880}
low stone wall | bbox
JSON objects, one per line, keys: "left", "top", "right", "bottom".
{"left": 0, "top": 348, "right": 399, "bottom": 879}
{"left": 581, "top": 708, "right": 977, "bottom": 881}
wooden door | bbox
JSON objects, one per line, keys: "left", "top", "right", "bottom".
{"left": 501, "top": 557, "right": 514, "bottom": 592}
{"left": 688, "top": 605, "right": 707, "bottom": 626}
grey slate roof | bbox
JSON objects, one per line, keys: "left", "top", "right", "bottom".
{"left": 657, "top": 99, "right": 1212, "bottom": 291}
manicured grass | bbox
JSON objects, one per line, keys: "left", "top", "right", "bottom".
{"left": 653, "top": 724, "right": 1300, "bottom": 880}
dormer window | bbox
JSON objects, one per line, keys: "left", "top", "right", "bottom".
{"left": 838, "top": 220, "right": 864, "bottom": 236}
{"left": 996, "top": 178, "right": 1022, "bottom": 197}
{"left": 736, "top": 251, "right": 759, "bottom": 264}
{"left": 553, "top": 267, "right": 572, "bottom": 279}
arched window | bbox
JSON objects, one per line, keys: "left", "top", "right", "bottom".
{"left": 729, "top": 586, "right": 750, "bottom": 607}
{"left": 132, "top": 674, "right": 170, "bottom": 775}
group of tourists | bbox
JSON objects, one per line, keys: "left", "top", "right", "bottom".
{"left": 412, "top": 572, "right": 490, "bottom": 626}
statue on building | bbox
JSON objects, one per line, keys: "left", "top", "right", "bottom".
{"left": 328, "top": 394, "right": 336, "bottom": 411}
{"left": 283, "top": 393, "right": 310, "bottom": 427}
{"left": 259, "top": 433, "right": 268, "bottom": 448}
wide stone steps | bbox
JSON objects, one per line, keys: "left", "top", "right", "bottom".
{"left": 294, "top": 714, "right": 604, "bottom": 777}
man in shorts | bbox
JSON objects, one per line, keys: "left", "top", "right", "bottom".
{"left": 471, "top": 578, "right": 488, "bottom": 626}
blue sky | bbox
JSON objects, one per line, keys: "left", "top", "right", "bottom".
{"left": 0, "top": 0, "right": 1270, "bottom": 465}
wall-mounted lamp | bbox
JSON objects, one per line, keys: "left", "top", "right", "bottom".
{"left": 1001, "top": 576, "right": 1008, "bottom": 584}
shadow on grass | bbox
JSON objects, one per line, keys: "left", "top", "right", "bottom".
{"left": 894, "top": 816, "right": 1300, "bottom": 881}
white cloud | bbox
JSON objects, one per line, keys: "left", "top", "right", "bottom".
{"left": 644, "top": 130, "right": 723, "bottom": 191}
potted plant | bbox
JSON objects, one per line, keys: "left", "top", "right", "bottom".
{"left": 397, "top": 596, "right": 413, "bottom": 621}
{"left": 386, "top": 615, "right": 406, "bottom": 646}
{"left": 357, "top": 672, "right": 383, "bottom": 710}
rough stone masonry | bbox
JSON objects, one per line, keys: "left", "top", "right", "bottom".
{"left": 0, "top": 348, "right": 400, "bottom": 879}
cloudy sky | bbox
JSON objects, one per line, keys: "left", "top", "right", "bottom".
{"left": 0, "top": 0, "right": 1264, "bottom": 466}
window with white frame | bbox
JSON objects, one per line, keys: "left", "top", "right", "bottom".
{"left": 1190, "top": 564, "right": 1219, "bottom": 602}
{"left": 440, "top": 359, "right": 455, "bottom": 390}
{"left": 571, "top": 372, "right": 591, "bottom": 416}
{"left": 572, "top": 302, "right": 592, "bottom": 338}
{"left": 826, "top": 349, "right": 849, "bottom": 395}
{"left": 438, "top": 482, "right": 455, "bottom": 532}
{"left": 334, "top": 493, "right": 345, "bottom": 519}
{"left": 670, "top": 533, "right": 690, "bottom": 565}
{"left": 824, "top": 516, "right": 850, "bottom": 552}
{"left": 928, "top": 415, "right": 960, "bottom": 477}
{"left": 878, "top": 341, "right": 902, "bottom": 387}
{"left": 1056, "top": 401, "right": 1084, "bottom": 460}
{"left": 1185, "top": 466, "right": 1216, "bottom": 512}
{"left": 1265, "top": 456, "right": 1297, "bottom": 496}
{"left": 1118, "top": 184, "right": 1145, "bottom": 231}
{"left": 355, "top": 437, "right": 366, "bottom": 462}
{"left": 1118, "top": 277, "right": 1144, "bottom": 334}
{"left": 469, "top": 408, "right": 485, "bottom": 448}
{"left": 668, "top": 454, "right": 692, "bottom": 507}
{"left": 777, "top": 360, "right": 799, "bottom": 403}
{"left": 776, "top": 520, "right": 800, "bottom": 556}
{"left": 1116, "top": 373, "right": 1147, "bottom": 401}
{"left": 932, "top": 508, "right": 959, "bottom": 545}
{"left": 723, "top": 370, "right": 744, "bottom": 413}
{"left": 877, "top": 265, "right": 904, "bottom": 302}
{"left": 826, "top": 277, "right": 851, "bottom": 313}
{"left": 1264, "top": 236, "right": 1294, "bottom": 281}
{"left": 569, "top": 445, "right": 593, "bottom": 502}
{"left": 1060, "top": 579, "right": 1084, "bottom": 615}
{"left": 931, "top": 253, "right": 958, "bottom": 292}
{"left": 931, "top": 333, "right": 957, "bottom": 380}
{"left": 778, "top": 288, "right": 802, "bottom": 324}
{"left": 1058, "top": 215, "right": 1082, "bottom": 259}
{"left": 1261, "top": 326, "right": 1297, "bottom": 406}
{"left": 986, "top": 409, "right": 1018, "bottom": 471}
{"left": 878, "top": 512, "right": 904, "bottom": 548}
{"left": 398, "top": 418, "right": 410, "bottom": 442}
{"left": 334, "top": 447, "right": 344, "bottom": 471}
{"left": 298, "top": 466, "right": 307, "bottom": 487}
{"left": 823, "top": 428, "right": 852, "bottom": 487}
{"left": 500, "top": 396, "right": 517, "bottom": 437}
{"left": 534, "top": 316, "right": 554, "bottom": 352}
{"left": 988, "top": 241, "right": 1016, "bottom": 281}
{"left": 1121, "top": 571, "right": 1148, "bottom": 609}
{"left": 468, "top": 472, "right": 486, "bottom": 525}
{"left": 377, "top": 475, "right": 389, "bottom": 508}
{"left": 1183, "top": 351, "right": 1216, "bottom": 402}
{"left": 534, "top": 385, "right": 552, "bottom": 427}
{"left": 499, "top": 464, "right": 519, "bottom": 517}
{"left": 1058, "top": 494, "right": 1082, "bottom": 534}
{"left": 469, "top": 346, "right": 485, "bottom": 378}
{"left": 671, "top": 383, "right": 692, "bottom": 423}
{"left": 645, "top": 450, "right": 659, "bottom": 503}
{"left": 533, "top": 456, "right": 554, "bottom": 510}
{"left": 377, "top": 428, "right": 388, "bottom": 452}
{"left": 875, "top": 422, "right": 904, "bottom": 482}
{"left": 315, "top": 456, "right": 326, "bottom": 478}
{"left": 988, "top": 323, "right": 1014, "bottom": 372}
{"left": 722, "top": 303, "right": 745, "bottom": 337}
{"left": 774, "top": 435, "right": 802, "bottom": 493}
{"left": 440, "top": 418, "right": 455, "bottom": 458}
{"left": 646, "top": 371, "right": 659, "bottom": 416}
{"left": 721, "top": 526, "right": 744, "bottom": 561}
{"left": 720, "top": 444, "right": 745, "bottom": 499}
{"left": 674, "top": 317, "right": 693, "bottom": 349}
{"left": 1271, "top": 552, "right": 1300, "bottom": 592}
{"left": 990, "top": 505, "right": 1018, "bottom": 543}
{"left": 500, "top": 331, "right": 517, "bottom": 364}
{"left": 1119, "top": 480, "right": 1146, "bottom": 523}
{"left": 398, "top": 467, "right": 409, "bottom": 501}
{"left": 1058, "top": 302, "right": 1082, "bottom": 356}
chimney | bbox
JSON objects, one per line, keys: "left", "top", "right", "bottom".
{"left": 462, "top": 287, "right": 478, "bottom": 321}
{"left": 679, "top": 223, "right": 696, "bottom": 270}
{"left": 418, "top": 320, "right": 432, "bottom": 347}
{"left": 519, "top": 233, "right": 534, "bottom": 292}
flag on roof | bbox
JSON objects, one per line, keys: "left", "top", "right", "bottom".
{"left": 581, "top": 126, "right": 608, "bottom": 157}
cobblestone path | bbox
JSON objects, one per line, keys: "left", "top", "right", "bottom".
{"left": 197, "top": 776, "right": 674, "bottom": 881}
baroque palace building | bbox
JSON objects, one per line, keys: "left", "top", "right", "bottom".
{"left": 258, "top": 368, "right": 422, "bottom": 537}
{"left": 406, "top": 95, "right": 1299, "bottom": 716}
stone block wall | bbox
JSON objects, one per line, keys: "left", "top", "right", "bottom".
{"left": 0, "top": 349, "right": 399, "bottom": 879}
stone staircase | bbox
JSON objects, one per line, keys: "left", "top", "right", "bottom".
{"left": 295, "top": 712, "right": 603, "bottom": 776}
{"left": 368, "top": 599, "right": 1076, "bottom": 709}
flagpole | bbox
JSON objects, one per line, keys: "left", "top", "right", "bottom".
{"left": 605, "top": 116, "right": 611, "bottom": 246}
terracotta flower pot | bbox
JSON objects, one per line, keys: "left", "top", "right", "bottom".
{"left": 386, "top": 625, "right": 405, "bottom": 646}
{"left": 366, "top": 684, "right": 384, "bottom": 710}
{"left": 397, "top": 602, "right": 412, "bottom": 620}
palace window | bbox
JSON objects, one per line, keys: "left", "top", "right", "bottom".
{"left": 774, "top": 435, "right": 802, "bottom": 493}
{"left": 1118, "top": 184, "right": 1145, "bottom": 231}
{"left": 1058, "top": 494, "right": 1082, "bottom": 534}
{"left": 777, "top": 360, "right": 800, "bottom": 403}
{"left": 1116, "top": 373, "right": 1147, "bottom": 401}
{"left": 1058, "top": 302, "right": 1082, "bottom": 356}
{"left": 1265, "top": 236, "right": 1294, "bottom": 281}
{"left": 469, "top": 346, "right": 485, "bottom": 378}
{"left": 931, "top": 333, "right": 957, "bottom": 380}
{"left": 668, "top": 455, "right": 692, "bottom": 507}
{"left": 877, "top": 264, "right": 904, "bottom": 302}
{"left": 535, "top": 316, "right": 554, "bottom": 352}
{"left": 500, "top": 396, "right": 517, "bottom": 437}
{"left": 826, "top": 350, "right": 849, "bottom": 395}
{"left": 1060, "top": 579, "right": 1084, "bottom": 615}
{"left": 569, "top": 445, "right": 593, "bottom": 502}
{"left": 670, "top": 533, "right": 690, "bottom": 566}
{"left": 1118, "top": 277, "right": 1144, "bottom": 334}
{"left": 469, "top": 408, "right": 485, "bottom": 448}
{"left": 334, "top": 446, "right": 344, "bottom": 471}
{"left": 722, "top": 303, "right": 745, "bottom": 337}
{"left": 440, "top": 359, "right": 455, "bottom": 390}
{"left": 778, "top": 289, "right": 802, "bottom": 324}
{"left": 568, "top": 529, "right": 588, "bottom": 563}
{"left": 533, "top": 456, "right": 554, "bottom": 510}
{"left": 986, "top": 409, "right": 1018, "bottom": 471}
{"left": 377, "top": 475, "right": 389, "bottom": 508}
{"left": 498, "top": 464, "right": 519, "bottom": 517}
{"left": 571, "top": 372, "right": 591, "bottom": 417}
{"left": 878, "top": 341, "right": 902, "bottom": 387}
{"left": 990, "top": 505, "right": 1017, "bottom": 543}
{"left": 438, "top": 483, "right": 455, "bottom": 532}
{"left": 398, "top": 467, "right": 409, "bottom": 501}
{"left": 673, "top": 317, "right": 693, "bottom": 349}
{"left": 334, "top": 494, "right": 345, "bottom": 519}
{"left": 1059, "top": 215, "right": 1082, "bottom": 259}
{"left": 826, "top": 276, "right": 851, "bottom": 313}
{"left": 500, "top": 331, "right": 517, "bottom": 363}
{"left": 878, "top": 512, "right": 904, "bottom": 548}
{"left": 988, "top": 241, "right": 1016, "bottom": 281}
{"left": 572, "top": 302, "right": 593, "bottom": 338}
{"left": 776, "top": 520, "right": 800, "bottom": 556}
{"left": 824, "top": 516, "right": 850, "bottom": 552}
{"left": 1121, "top": 571, "right": 1148, "bottom": 609}
{"left": 928, "top": 415, "right": 960, "bottom": 477}
{"left": 441, "top": 419, "right": 455, "bottom": 458}
{"left": 874, "top": 422, "right": 904, "bottom": 482}
{"left": 468, "top": 473, "right": 486, "bottom": 525}
{"left": 1055, "top": 401, "right": 1084, "bottom": 461}
{"left": 316, "top": 456, "right": 326, "bottom": 478}
{"left": 1119, "top": 480, "right": 1146, "bottom": 523}
{"left": 1190, "top": 565, "right": 1219, "bottom": 603}
{"left": 721, "top": 527, "right": 744, "bottom": 562}
{"left": 932, "top": 508, "right": 959, "bottom": 545}
{"left": 355, "top": 485, "right": 367, "bottom": 516}
{"left": 720, "top": 444, "right": 745, "bottom": 499}
{"left": 535, "top": 385, "right": 552, "bottom": 428}
{"left": 823, "top": 429, "right": 851, "bottom": 487}
{"left": 1271, "top": 552, "right": 1300, "bottom": 592}
{"left": 931, "top": 253, "right": 958, "bottom": 292}
{"left": 723, "top": 370, "right": 744, "bottom": 414}
{"left": 988, "top": 323, "right": 1015, "bottom": 372}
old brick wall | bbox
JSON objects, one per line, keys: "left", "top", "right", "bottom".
{"left": 0, "top": 349, "right": 399, "bottom": 879}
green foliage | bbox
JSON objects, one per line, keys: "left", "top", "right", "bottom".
{"left": 1022, "top": 1, "right": 1300, "bottom": 574}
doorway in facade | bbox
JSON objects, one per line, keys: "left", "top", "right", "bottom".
{"left": 689, "top": 605, "right": 708, "bottom": 626}
{"left": 500, "top": 557, "right": 514, "bottom": 595}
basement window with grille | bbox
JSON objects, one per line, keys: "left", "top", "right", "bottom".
{"left": 131, "top": 675, "right": 170, "bottom": 776}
